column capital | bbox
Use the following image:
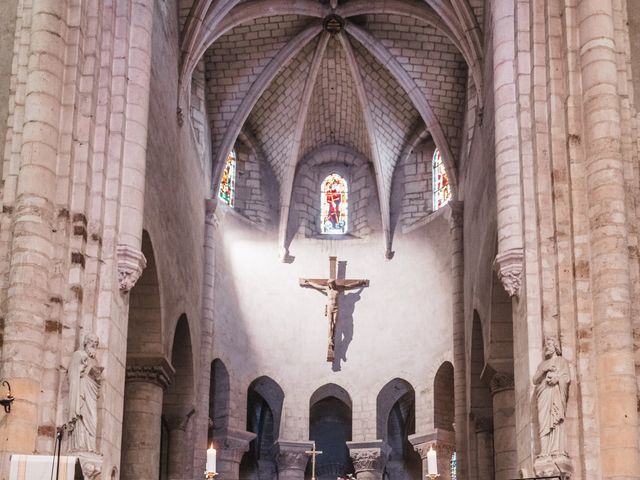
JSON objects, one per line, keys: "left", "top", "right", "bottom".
{"left": 117, "top": 244, "right": 147, "bottom": 292}
{"left": 125, "top": 355, "right": 174, "bottom": 389}
{"left": 212, "top": 428, "right": 256, "bottom": 463}
{"left": 205, "top": 198, "right": 219, "bottom": 227}
{"left": 409, "top": 429, "right": 456, "bottom": 459}
{"left": 494, "top": 247, "right": 523, "bottom": 297}
{"left": 347, "top": 441, "right": 390, "bottom": 475}
{"left": 489, "top": 371, "right": 514, "bottom": 394}
{"left": 273, "top": 440, "right": 313, "bottom": 472}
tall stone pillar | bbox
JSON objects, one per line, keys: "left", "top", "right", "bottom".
{"left": 447, "top": 201, "right": 468, "bottom": 478}
{"left": 474, "top": 417, "right": 494, "bottom": 480}
{"left": 166, "top": 410, "right": 195, "bottom": 480}
{"left": 347, "top": 441, "right": 389, "bottom": 480}
{"left": 409, "top": 430, "right": 455, "bottom": 480}
{"left": 0, "top": 0, "right": 67, "bottom": 464}
{"left": 117, "top": 0, "right": 154, "bottom": 256}
{"left": 274, "top": 440, "right": 313, "bottom": 480}
{"left": 489, "top": 373, "right": 516, "bottom": 480}
{"left": 577, "top": 0, "right": 640, "bottom": 477}
{"left": 193, "top": 200, "right": 218, "bottom": 474}
{"left": 491, "top": 0, "right": 523, "bottom": 297}
{"left": 121, "top": 357, "right": 174, "bottom": 480}
{"left": 212, "top": 429, "right": 255, "bottom": 478}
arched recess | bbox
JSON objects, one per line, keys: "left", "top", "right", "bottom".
{"left": 126, "top": 230, "right": 163, "bottom": 357}
{"left": 469, "top": 312, "right": 494, "bottom": 480}
{"left": 121, "top": 230, "right": 168, "bottom": 480}
{"left": 377, "top": 379, "right": 421, "bottom": 479}
{"left": 308, "top": 384, "right": 354, "bottom": 479}
{"left": 209, "top": 359, "right": 231, "bottom": 442}
{"left": 433, "top": 361, "right": 454, "bottom": 432}
{"left": 161, "top": 315, "right": 196, "bottom": 480}
{"left": 239, "top": 376, "right": 284, "bottom": 480}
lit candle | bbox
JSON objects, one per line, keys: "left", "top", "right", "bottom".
{"left": 206, "top": 445, "right": 216, "bottom": 473}
{"left": 427, "top": 445, "right": 438, "bottom": 475}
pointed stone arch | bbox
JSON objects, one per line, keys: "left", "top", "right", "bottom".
{"left": 433, "top": 361, "right": 454, "bottom": 432}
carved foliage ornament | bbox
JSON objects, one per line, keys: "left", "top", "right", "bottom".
{"left": 350, "top": 449, "right": 385, "bottom": 472}
{"left": 117, "top": 244, "right": 147, "bottom": 292}
{"left": 494, "top": 248, "right": 523, "bottom": 297}
{"left": 276, "top": 451, "right": 309, "bottom": 470}
{"left": 490, "top": 372, "right": 515, "bottom": 394}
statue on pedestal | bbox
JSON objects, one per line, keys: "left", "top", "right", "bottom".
{"left": 67, "top": 334, "right": 103, "bottom": 453}
{"left": 533, "top": 336, "right": 572, "bottom": 476}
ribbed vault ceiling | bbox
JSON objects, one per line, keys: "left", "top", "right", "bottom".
{"left": 181, "top": 0, "right": 483, "bottom": 257}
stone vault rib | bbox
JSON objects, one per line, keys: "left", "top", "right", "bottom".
{"left": 345, "top": 23, "right": 458, "bottom": 194}
{"left": 210, "top": 24, "right": 323, "bottom": 193}
{"left": 277, "top": 31, "right": 330, "bottom": 261}
{"left": 338, "top": 32, "right": 394, "bottom": 259}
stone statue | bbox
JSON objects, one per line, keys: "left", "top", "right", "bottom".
{"left": 67, "top": 334, "right": 103, "bottom": 453}
{"left": 533, "top": 336, "right": 570, "bottom": 458}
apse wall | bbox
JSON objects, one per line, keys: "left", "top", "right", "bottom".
{"left": 212, "top": 210, "right": 453, "bottom": 442}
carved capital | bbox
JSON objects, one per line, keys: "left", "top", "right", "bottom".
{"left": 347, "top": 442, "right": 390, "bottom": 474}
{"left": 77, "top": 452, "right": 102, "bottom": 480}
{"left": 125, "top": 356, "right": 174, "bottom": 389}
{"left": 205, "top": 199, "right": 219, "bottom": 227}
{"left": 494, "top": 248, "right": 523, "bottom": 297}
{"left": 117, "top": 244, "right": 147, "bottom": 292}
{"left": 212, "top": 428, "right": 256, "bottom": 464}
{"left": 489, "top": 372, "right": 514, "bottom": 394}
{"left": 273, "top": 440, "right": 313, "bottom": 471}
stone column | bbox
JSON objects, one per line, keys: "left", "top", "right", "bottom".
{"left": 166, "top": 410, "right": 195, "bottom": 480}
{"left": 117, "top": 0, "right": 154, "bottom": 258}
{"left": 489, "top": 373, "right": 516, "bottom": 480}
{"left": 273, "top": 440, "right": 313, "bottom": 480}
{"left": 491, "top": 0, "right": 523, "bottom": 297}
{"left": 0, "top": 0, "right": 67, "bottom": 464}
{"left": 409, "top": 430, "right": 455, "bottom": 480}
{"left": 347, "top": 441, "right": 390, "bottom": 480}
{"left": 447, "top": 201, "right": 468, "bottom": 478}
{"left": 193, "top": 200, "right": 218, "bottom": 474}
{"left": 474, "top": 417, "right": 494, "bottom": 480}
{"left": 121, "top": 357, "right": 174, "bottom": 480}
{"left": 212, "top": 428, "right": 255, "bottom": 478}
{"left": 577, "top": 0, "right": 640, "bottom": 478}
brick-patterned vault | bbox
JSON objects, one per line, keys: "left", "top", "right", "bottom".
{"left": 181, "top": 0, "right": 481, "bottom": 258}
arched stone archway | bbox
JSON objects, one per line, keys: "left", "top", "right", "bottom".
{"left": 308, "top": 384, "right": 354, "bottom": 479}
{"left": 161, "top": 314, "right": 196, "bottom": 480}
{"left": 239, "top": 376, "right": 284, "bottom": 480}
{"left": 121, "top": 231, "right": 173, "bottom": 480}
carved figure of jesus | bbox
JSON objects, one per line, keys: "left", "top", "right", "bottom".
{"left": 300, "top": 277, "right": 368, "bottom": 362}
{"left": 533, "top": 336, "right": 570, "bottom": 457}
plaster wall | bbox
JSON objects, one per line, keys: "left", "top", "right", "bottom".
{"left": 212, "top": 210, "right": 453, "bottom": 444}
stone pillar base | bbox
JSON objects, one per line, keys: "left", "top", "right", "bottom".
{"left": 534, "top": 453, "right": 572, "bottom": 478}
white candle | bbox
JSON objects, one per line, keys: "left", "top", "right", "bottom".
{"left": 206, "top": 446, "right": 216, "bottom": 473}
{"left": 427, "top": 445, "right": 438, "bottom": 475}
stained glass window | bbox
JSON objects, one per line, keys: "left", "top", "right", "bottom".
{"left": 321, "top": 173, "right": 348, "bottom": 234}
{"left": 218, "top": 149, "right": 236, "bottom": 207}
{"left": 432, "top": 148, "right": 451, "bottom": 210}
{"left": 450, "top": 452, "right": 457, "bottom": 480}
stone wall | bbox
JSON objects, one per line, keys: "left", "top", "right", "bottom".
{"left": 212, "top": 211, "right": 453, "bottom": 444}
{"left": 291, "top": 146, "right": 378, "bottom": 239}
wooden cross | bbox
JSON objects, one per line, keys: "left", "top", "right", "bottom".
{"left": 305, "top": 443, "right": 323, "bottom": 480}
{"left": 299, "top": 256, "right": 369, "bottom": 362}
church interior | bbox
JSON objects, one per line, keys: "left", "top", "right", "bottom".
{"left": 0, "top": 0, "right": 640, "bottom": 479}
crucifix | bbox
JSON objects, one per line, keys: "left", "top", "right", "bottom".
{"left": 299, "top": 256, "right": 369, "bottom": 362}
{"left": 305, "top": 443, "right": 323, "bottom": 480}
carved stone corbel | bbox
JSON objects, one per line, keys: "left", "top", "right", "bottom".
{"left": 489, "top": 372, "right": 514, "bottom": 395}
{"left": 494, "top": 248, "right": 523, "bottom": 297}
{"left": 117, "top": 244, "right": 147, "bottom": 292}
